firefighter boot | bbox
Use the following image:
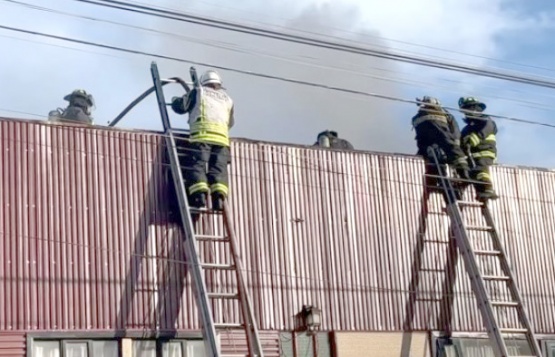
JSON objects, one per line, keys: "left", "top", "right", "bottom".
{"left": 211, "top": 192, "right": 225, "bottom": 211}
{"left": 189, "top": 192, "right": 207, "bottom": 208}
{"left": 476, "top": 187, "right": 499, "bottom": 202}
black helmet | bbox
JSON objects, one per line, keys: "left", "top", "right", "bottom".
{"left": 64, "top": 89, "right": 95, "bottom": 107}
{"left": 458, "top": 96, "right": 486, "bottom": 111}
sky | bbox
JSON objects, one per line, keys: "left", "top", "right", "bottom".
{"left": 1, "top": 0, "right": 555, "bottom": 168}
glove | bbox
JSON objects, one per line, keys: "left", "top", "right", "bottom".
{"left": 171, "top": 96, "right": 185, "bottom": 114}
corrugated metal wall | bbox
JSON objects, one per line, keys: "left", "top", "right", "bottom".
{"left": 1, "top": 118, "right": 555, "bottom": 336}
{"left": 0, "top": 332, "right": 25, "bottom": 356}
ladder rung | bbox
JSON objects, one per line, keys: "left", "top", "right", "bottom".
{"left": 457, "top": 200, "right": 484, "bottom": 207}
{"left": 196, "top": 234, "right": 229, "bottom": 242}
{"left": 420, "top": 268, "right": 445, "bottom": 273}
{"left": 423, "top": 239, "right": 449, "bottom": 243}
{"left": 190, "top": 207, "right": 223, "bottom": 214}
{"left": 207, "top": 292, "right": 239, "bottom": 299}
{"left": 214, "top": 322, "right": 244, "bottom": 329}
{"left": 466, "top": 225, "right": 494, "bottom": 232}
{"left": 491, "top": 301, "right": 519, "bottom": 307}
{"left": 474, "top": 249, "right": 501, "bottom": 256}
{"left": 201, "top": 263, "right": 236, "bottom": 270}
{"left": 483, "top": 275, "right": 510, "bottom": 281}
{"left": 499, "top": 328, "right": 529, "bottom": 334}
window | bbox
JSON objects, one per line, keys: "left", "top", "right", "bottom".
{"left": 544, "top": 341, "right": 555, "bottom": 357}
{"left": 32, "top": 340, "right": 118, "bottom": 357}
{"left": 279, "top": 332, "right": 331, "bottom": 357}
{"left": 133, "top": 339, "right": 206, "bottom": 357}
{"left": 435, "top": 337, "right": 533, "bottom": 357}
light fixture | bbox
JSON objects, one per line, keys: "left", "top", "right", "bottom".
{"left": 301, "top": 305, "right": 322, "bottom": 333}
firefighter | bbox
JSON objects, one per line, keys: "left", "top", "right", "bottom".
{"left": 459, "top": 96, "right": 499, "bottom": 201}
{"left": 48, "top": 89, "right": 94, "bottom": 125}
{"left": 412, "top": 96, "right": 469, "bottom": 195}
{"left": 171, "top": 69, "right": 234, "bottom": 211}
{"left": 314, "top": 130, "right": 354, "bottom": 150}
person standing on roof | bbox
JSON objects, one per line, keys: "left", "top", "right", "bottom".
{"left": 48, "top": 89, "right": 95, "bottom": 125}
{"left": 412, "top": 96, "right": 470, "bottom": 194}
{"left": 170, "top": 68, "right": 234, "bottom": 211}
{"left": 458, "top": 96, "right": 499, "bottom": 201}
{"left": 314, "top": 130, "right": 354, "bottom": 150}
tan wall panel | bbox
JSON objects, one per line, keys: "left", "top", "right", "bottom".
{"left": 335, "top": 332, "right": 429, "bottom": 357}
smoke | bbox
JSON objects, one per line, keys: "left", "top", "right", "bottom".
{"left": 156, "top": 0, "right": 414, "bottom": 154}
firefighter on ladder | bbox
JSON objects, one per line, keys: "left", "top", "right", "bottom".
{"left": 412, "top": 96, "right": 470, "bottom": 198}
{"left": 170, "top": 69, "right": 234, "bottom": 211}
{"left": 458, "top": 96, "right": 499, "bottom": 202}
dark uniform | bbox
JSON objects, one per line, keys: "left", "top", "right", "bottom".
{"left": 412, "top": 97, "right": 469, "bottom": 195}
{"left": 459, "top": 97, "right": 498, "bottom": 201}
{"left": 171, "top": 70, "right": 234, "bottom": 210}
{"left": 48, "top": 89, "right": 94, "bottom": 125}
{"left": 314, "top": 130, "right": 354, "bottom": 150}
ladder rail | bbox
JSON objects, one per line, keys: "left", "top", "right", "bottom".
{"left": 222, "top": 202, "right": 265, "bottom": 356}
{"left": 428, "top": 148, "right": 542, "bottom": 357}
{"left": 481, "top": 207, "right": 542, "bottom": 355}
{"left": 151, "top": 62, "right": 220, "bottom": 357}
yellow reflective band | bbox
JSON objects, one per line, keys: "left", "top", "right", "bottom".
{"left": 485, "top": 134, "right": 496, "bottom": 142}
{"left": 190, "top": 121, "right": 230, "bottom": 146}
{"left": 476, "top": 172, "right": 491, "bottom": 181}
{"left": 467, "top": 133, "right": 481, "bottom": 147}
{"left": 210, "top": 183, "right": 229, "bottom": 196}
{"left": 189, "top": 182, "right": 209, "bottom": 194}
{"left": 190, "top": 134, "right": 229, "bottom": 146}
{"left": 471, "top": 151, "right": 496, "bottom": 159}
{"left": 454, "top": 157, "right": 467, "bottom": 165}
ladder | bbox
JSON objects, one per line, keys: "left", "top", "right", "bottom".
{"left": 150, "top": 62, "right": 264, "bottom": 357}
{"left": 429, "top": 149, "right": 542, "bottom": 357}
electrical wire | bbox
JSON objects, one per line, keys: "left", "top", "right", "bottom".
{"left": 1, "top": 230, "right": 553, "bottom": 301}
{"left": 118, "top": 0, "right": 555, "bottom": 76}
{"left": 73, "top": 0, "right": 555, "bottom": 90}
{"left": 7, "top": 0, "right": 555, "bottom": 111}
{"left": 1, "top": 23, "right": 555, "bottom": 129}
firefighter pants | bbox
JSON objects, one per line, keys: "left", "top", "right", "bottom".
{"left": 469, "top": 157, "right": 494, "bottom": 195}
{"left": 184, "top": 142, "right": 230, "bottom": 198}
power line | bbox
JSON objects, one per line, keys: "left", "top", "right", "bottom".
{"left": 4, "top": 1, "right": 555, "bottom": 114}
{"left": 120, "top": 0, "right": 555, "bottom": 76}
{"left": 1, "top": 24, "right": 555, "bottom": 130}
{"left": 75, "top": 0, "right": 555, "bottom": 90}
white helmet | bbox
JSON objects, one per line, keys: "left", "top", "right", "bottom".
{"left": 416, "top": 96, "right": 440, "bottom": 107}
{"left": 200, "top": 70, "right": 222, "bottom": 86}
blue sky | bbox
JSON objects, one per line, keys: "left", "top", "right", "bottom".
{"left": 1, "top": 0, "right": 555, "bottom": 168}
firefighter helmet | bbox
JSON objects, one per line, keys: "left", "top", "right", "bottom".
{"left": 458, "top": 96, "right": 486, "bottom": 111}
{"left": 200, "top": 70, "right": 222, "bottom": 86}
{"left": 63, "top": 89, "right": 95, "bottom": 107}
{"left": 416, "top": 96, "right": 441, "bottom": 107}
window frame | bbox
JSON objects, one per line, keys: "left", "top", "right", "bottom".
{"left": 27, "top": 335, "right": 121, "bottom": 357}
{"left": 61, "top": 339, "right": 93, "bottom": 357}
{"left": 543, "top": 340, "right": 555, "bottom": 356}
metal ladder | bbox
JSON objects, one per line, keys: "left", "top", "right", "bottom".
{"left": 150, "top": 62, "right": 264, "bottom": 357}
{"left": 430, "top": 150, "right": 542, "bottom": 357}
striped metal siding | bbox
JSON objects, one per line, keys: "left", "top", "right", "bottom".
{"left": 228, "top": 140, "right": 555, "bottom": 333}
{"left": 0, "top": 119, "right": 199, "bottom": 332}
{"left": 1, "top": 118, "right": 555, "bottom": 335}
{"left": 0, "top": 332, "right": 25, "bottom": 356}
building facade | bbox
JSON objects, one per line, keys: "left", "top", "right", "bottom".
{"left": 1, "top": 118, "right": 555, "bottom": 356}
